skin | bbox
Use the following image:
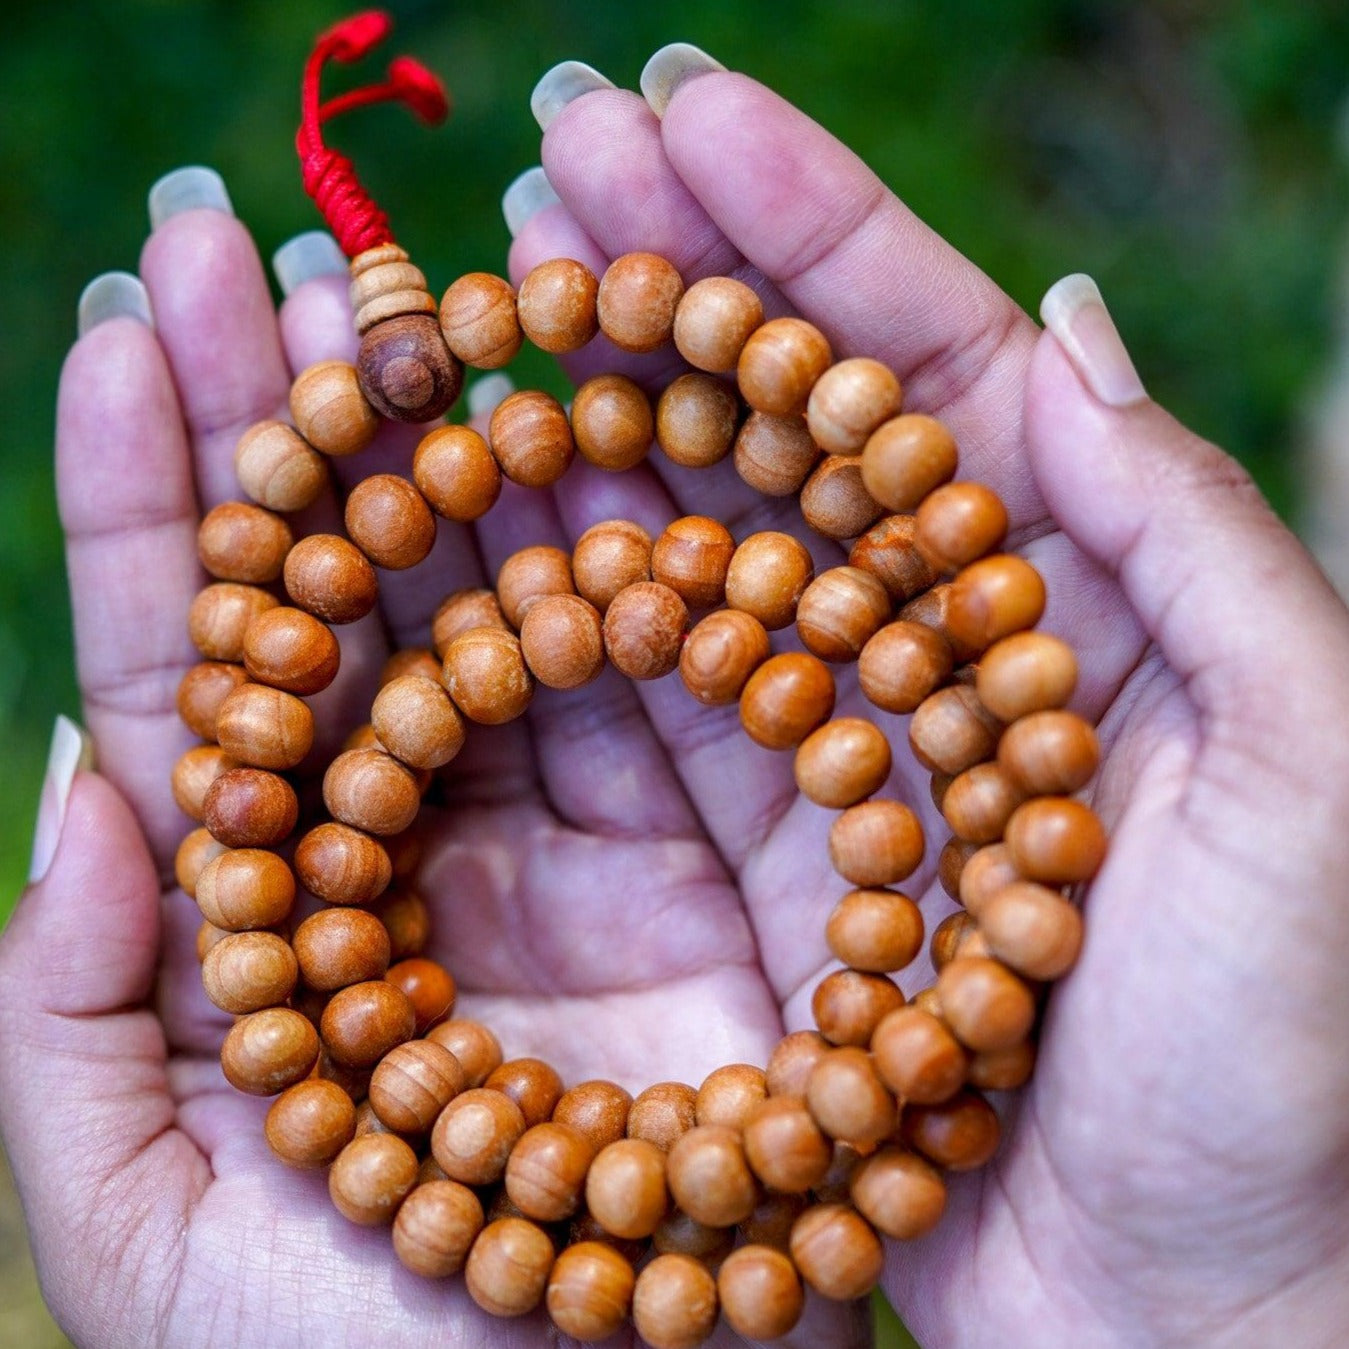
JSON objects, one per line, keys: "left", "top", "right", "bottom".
{"left": 3, "top": 66, "right": 1349, "bottom": 1348}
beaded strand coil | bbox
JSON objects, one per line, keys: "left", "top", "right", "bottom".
{"left": 171, "top": 13, "right": 1107, "bottom": 1344}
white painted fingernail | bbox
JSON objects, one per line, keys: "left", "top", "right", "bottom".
{"left": 28, "top": 716, "right": 95, "bottom": 884}
{"left": 1040, "top": 274, "right": 1147, "bottom": 409}
{"left": 148, "top": 166, "right": 234, "bottom": 230}
{"left": 467, "top": 373, "right": 517, "bottom": 418}
{"left": 273, "top": 230, "right": 349, "bottom": 297}
{"left": 640, "top": 43, "right": 726, "bottom": 117}
{"left": 77, "top": 272, "right": 153, "bottom": 338}
{"left": 502, "top": 166, "right": 561, "bottom": 239}
{"left": 531, "top": 60, "right": 617, "bottom": 132}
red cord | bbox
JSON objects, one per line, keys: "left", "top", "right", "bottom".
{"left": 296, "top": 11, "right": 450, "bottom": 258}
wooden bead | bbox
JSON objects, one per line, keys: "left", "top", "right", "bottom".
{"left": 189, "top": 583, "right": 279, "bottom": 662}
{"left": 789, "top": 1203, "right": 883, "bottom": 1301}
{"left": 651, "top": 1210, "right": 735, "bottom": 1267}
{"left": 944, "top": 836, "right": 982, "bottom": 902}
{"left": 488, "top": 389, "right": 576, "bottom": 488}
{"left": 571, "top": 373, "right": 654, "bottom": 471}
{"left": 385, "top": 957, "right": 456, "bottom": 1034}
{"left": 439, "top": 271, "right": 522, "bottom": 368}
{"left": 800, "top": 452, "right": 884, "bottom": 540}
{"left": 717, "top": 1244, "right": 804, "bottom": 1341}
{"left": 175, "top": 827, "right": 227, "bottom": 898}
{"left": 981, "top": 881, "right": 1083, "bottom": 980}
{"left": 393, "top": 1179, "right": 484, "bottom": 1278}
{"left": 381, "top": 649, "right": 442, "bottom": 691}
{"left": 938, "top": 956, "right": 1036, "bottom": 1053}
{"left": 485, "top": 1057, "right": 565, "bottom": 1128}
{"left": 292, "top": 907, "right": 391, "bottom": 991}
{"left": 806, "top": 357, "right": 903, "bottom": 456}
{"left": 442, "top": 627, "right": 534, "bottom": 723}
{"left": 428, "top": 1019, "right": 503, "bottom": 1087}
{"left": 871, "top": 1005, "right": 968, "bottom": 1104}
{"left": 370, "top": 1040, "right": 466, "bottom": 1134}
{"left": 805, "top": 1045, "right": 898, "bottom": 1146}
{"left": 323, "top": 748, "right": 421, "bottom": 836}
{"left": 198, "top": 502, "right": 293, "bottom": 583}
{"left": 412, "top": 424, "right": 502, "bottom": 523}
{"left": 737, "top": 317, "right": 832, "bottom": 416}
{"left": 554, "top": 1080, "right": 632, "bottom": 1152}
{"left": 627, "top": 1081, "right": 698, "bottom": 1152}
{"left": 632, "top": 1253, "right": 719, "bottom": 1349}
{"left": 942, "top": 762, "right": 1027, "bottom": 844}
{"left": 505, "top": 1122, "right": 594, "bottom": 1221}
{"left": 673, "top": 275, "right": 764, "bottom": 372}
{"left": 740, "top": 652, "right": 835, "bottom": 750}
{"left": 294, "top": 822, "right": 392, "bottom": 906}
{"left": 812, "top": 968, "right": 905, "bottom": 1046}
{"left": 742, "top": 1097, "right": 831, "bottom": 1193}
{"left": 795, "top": 566, "right": 891, "bottom": 664}
{"left": 724, "top": 530, "right": 814, "bottom": 630}
{"left": 968, "top": 1038, "right": 1037, "bottom": 1091}
{"left": 520, "top": 594, "right": 605, "bottom": 689}
{"left": 828, "top": 798, "right": 924, "bottom": 887}
{"left": 1004, "top": 796, "right": 1108, "bottom": 883}
{"left": 959, "top": 841, "right": 1020, "bottom": 916}
{"left": 860, "top": 413, "right": 959, "bottom": 512}
{"left": 976, "top": 630, "right": 1078, "bottom": 722}
{"left": 945, "top": 553, "right": 1046, "bottom": 654}
{"left": 357, "top": 313, "right": 463, "bottom": 422}
{"left": 233, "top": 419, "right": 326, "bottom": 512}
{"left": 282, "top": 534, "right": 378, "bottom": 626}
{"left": 432, "top": 588, "right": 508, "bottom": 654}
{"left": 571, "top": 520, "right": 652, "bottom": 612}
{"left": 241, "top": 606, "right": 339, "bottom": 696}
{"left": 321, "top": 979, "right": 416, "bottom": 1068}
{"left": 930, "top": 911, "right": 976, "bottom": 971}
{"left": 678, "top": 609, "right": 770, "bottom": 706}
{"left": 813, "top": 1140, "right": 866, "bottom": 1204}
{"left": 850, "top": 1147, "right": 947, "bottom": 1240}
{"left": 344, "top": 474, "right": 435, "bottom": 571}
{"left": 596, "top": 252, "right": 684, "bottom": 352}
{"left": 794, "top": 717, "right": 892, "bottom": 808}
{"left": 665, "top": 1125, "right": 757, "bottom": 1228}
{"left": 651, "top": 516, "right": 735, "bottom": 610}
{"left": 201, "top": 767, "right": 297, "bottom": 848}
{"left": 265, "top": 1078, "right": 356, "bottom": 1168}
{"left": 320, "top": 1050, "right": 371, "bottom": 1103}
{"left": 196, "top": 920, "right": 231, "bottom": 963}
{"left": 858, "top": 620, "right": 953, "bottom": 715}
{"left": 329, "top": 1132, "right": 419, "bottom": 1225}
{"left": 431, "top": 1087, "right": 527, "bottom": 1185}
{"left": 177, "top": 663, "right": 250, "bottom": 742}
{"left": 349, "top": 250, "right": 435, "bottom": 328}
{"left": 221, "top": 1007, "right": 319, "bottom": 1095}
{"left": 517, "top": 257, "right": 599, "bottom": 353}
{"left": 585, "top": 1138, "right": 669, "bottom": 1239}
{"left": 733, "top": 411, "right": 819, "bottom": 496}
{"left": 546, "top": 1240, "right": 635, "bottom": 1341}
{"left": 465, "top": 1216, "right": 556, "bottom": 1317}
{"left": 195, "top": 848, "right": 295, "bottom": 931}
{"left": 289, "top": 359, "right": 380, "bottom": 456}
{"left": 655, "top": 373, "right": 739, "bottom": 468}
{"left": 371, "top": 675, "right": 465, "bottom": 770}
{"left": 909, "top": 683, "right": 1002, "bottom": 776}
{"left": 739, "top": 1190, "right": 807, "bottom": 1251}
{"left": 915, "top": 481, "right": 1008, "bottom": 571}
{"left": 214, "top": 682, "right": 313, "bottom": 771}
{"left": 765, "top": 1030, "right": 830, "bottom": 1099}
{"left": 998, "top": 709, "right": 1100, "bottom": 796}
{"left": 602, "top": 581, "right": 688, "bottom": 680}
{"left": 170, "top": 744, "right": 236, "bottom": 820}
{"left": 898, "top": 582, "right": 978, "bottom": 663}
{"left": 826, "top": 888, "right": 924, "bottom": 973}
{"left": 695, "top": 1064, "right": 766, "bottom": 1131}
{"left": 903, "top": 1088, "right": 1001, "bottom": 1170}
{"left": 849, "top": 513, "right": 940, "bottom": 603}
{"left": 201, "top": 931, "right": 297, "bottom": 1014}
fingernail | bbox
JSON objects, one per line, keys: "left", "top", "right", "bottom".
{"left": 28, "top": 716, "right": 95, "bottom": 885}
{"left": 531, "top": 60, "right": 617, "bottom": 132}
{"left": 467, "top": 372, "right": 516, "bottom": 419}
{"left": 1040, "top": 274, "right": 1147, "bottom": 409}
{"left": 76, "top": 272, "right": 153, "bottom": 338}
{"left": 640, "top": 42, "right": 726, "bottom": 117}
{"left": 502, "top": 166, "right": 561, "bottom": 240}
{"left": 273, "top": 230, "right": 349, "bottom": 297}
{"left": 148, "top": 166, "right": 234, "bottom": 231}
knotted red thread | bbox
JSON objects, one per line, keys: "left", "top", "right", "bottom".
{"left": 296, "top": 11, "right": 450, "bottom": 258}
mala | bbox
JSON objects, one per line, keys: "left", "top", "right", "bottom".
{"left": 170, "top": 12, "right": 1108, "bottom": 1344}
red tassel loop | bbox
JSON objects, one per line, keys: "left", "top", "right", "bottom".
{"left": 296, "top": 11, "right": 451, "bottom": 258}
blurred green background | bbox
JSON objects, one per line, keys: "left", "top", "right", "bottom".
{"left": 2, "top": 0, "right": 1348, "bottom": 1342}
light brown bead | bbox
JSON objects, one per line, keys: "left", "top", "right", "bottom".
{"left": 740, "top": 652, "right": 835, "bottom": 750}
{"left": 806, "top": 357, "right": 903, "bottom": 456}
{"left": 627, "top": 1081, "right": 698, "bottom": 1152}
{"left": 344, "top": 474, "right": 436, "bottom": 571}
{"left": 571, "top": 520, "right": 652, "bottom": 612}
{"left": 602, "top": 581, "right": 688, "bottom": 680}
{"left": 233, "top": 420, "right": 327, "bottom": 512}
{"left": 976, "top": 630, "right": 1078, "bottom": 722}
{"left": 195, "top": 921, "right": 230, "bottom": 964}
{"left": 369, "top": 1040, "right": 466, "bottom": 1134}
{"left": 374, "top": 888, "right": 431, "bottom": 961}
{"left": 858, "top": 620, "right": 953, "bottom": 715}
{"left": 384, "top": 641, "right": 442, "bottom": 688}
{"left": 794, "top": 717, "right": 892, "bottom": 808}
{"left": 442, "top": 627, "right": 534, "bottom": 724}
{"left": 724, "top": 530, "right": 814, "bottom": 630}
{"left": 488, "top": 389, "right": 576, "bottom": 488}
{"left": 505, "top": 1121, "right": 594, "bottom": 1221}
{"left": 221, "top": 1007, "right": 319, "bottom": 1096}
{"left": 655, "top": 373, "right": 739, "bottom": 468}
{"left": 998, "top": 709, "right": 1100, "bottom": 796}
{"left": 554, "top": 1080, "right": 632, "bottom": 1152}
{"left": 903, "top": 1088, "right": 1001, "bottom": 1170}
{"left": 795, "top": 566, "right": 892, "bottom": 664}
{"left": 198, "top": 502, "right": 293, "bottom": 583}
{"left": 968, "top": 1037, "right": 1037, "bottom": 1091}
{"left": 322, "top": 747, "right": 421, "bottom": 836}
{"left": 805, "top": 1046, "right": 898, "bottom": 1146}
{"left": 189, "top": 583, "right": 279, "bottom": 662}
{"left": 282, "top": 534, "right": 378, "bottom": 626}
{"left": 909, "top": 682, "right": 1002, "bottom": 776}
{"left": 201, "top": 767, "right": 297, "bottom": 848}
{"left": 195, "top": 848, "right": 295, "bottom": 931}
{"left": 673, "top": 275, "right": 764, "bottom": 372}
{"left": 813, "top": 969, "right": 905, "bottom": 1047}
{"left": 980, "top": 881, "right": 1083, "bottom": 980}
{"left": 916, "top": 481, "right": 1009, "bottom": 572}
{"left": 175, "top": 826, "right": 227, "bottom": 898}
{"left": 215, "top": 682, "right": 313, "bottom": 771}
{"left": 849, "top": 513, "right": 940, "bottom": 603}
{"left": 289, "top": 359, "right": 380, "bottom": 456}
{"left": 175, "top": 662, "right": 246, "bottom": 742}
{"left": 850, "top": 1147, "right": 947, "bottom": 1240}
{"left": 319, "top": 1049, "right": 370, "bottom": 1102}
{"left": 170, "top": 744, "right": 236, "bottom": 821}
{"left": 385, "top": 957, "right": 456, "bottom": 1035}
{"left": 651, "top": 516, "right": 735, "bottom": 610}
{"left": 356, "top": 312, "right": 463, "bottom": 423}
{"left": 733, "top": 411, "right": 819, "bottom": 496}
{"left": 321, "top": 979, "right": 416, "bottom": 1068}
{"left": 393, "top": 1179, "right": 484, "bottom": 1278}
{"left": 431, "top": 1087, "right": 528, "bottom": 1185}
{"left": 931, "top": 911, "right": 977, "bottom": 971}
{"left": 936, "top": 835, "right": 981, "bottom": 900}
{"left": 741, "top": 1097, "right": 831, "bottom": 1193}
{"left": 412, "top": 424, "right": 502, "bottom": 523}
{"left": 898, "top": 582, "right": 978, "bottom": 664}
{"left": 292, "top": 906, "right": 391, "bottom": 991}
{"left": 945, "top": 553, "right": 1046, "bottom": 654}
{"left": 942, "top": 762, "right": 1028, "bottom": 844}
{"left": 739, "top": 1190, "right": 808, "bottom": 1251}
{"left": 200, "top": 930, "right": 297, "bottom": 1015}
{"left": 813, "top": 1140, "right": 866, "bottom": 1204}
{"left": 678, "top": 609, "right": 770, "bottom": 706}
{"left": 737, "top": 317, "right": 832, "bottom": 416}
{"left": 432, "top": 588, "right": 508, "bottom": 654}
{"left": 329, "top": 1132, "right": 419, "bottom": 1225}
{"left": 571, "top": 373, "right": 653, "bottom": 471}
{"left": 1004, "top": 796, "right": 1108, "bottom": 884}
{"left": 717, "top": 1244, "right": 804, "bottom": 1341}
{"left": 860, "top": 413, "right": 959, "bottom": 512}
{"left": 632, "top": 1253, "right": 719, "bottom": 1349}
{"left": 871, "top": 1005, "right": 969, "bottom": 1105}
{"left": 465, "top": 1217, "right": 557, "bottom": 1316}
{"left": 828, "top": 799, "right": 925, "bottom": 887}
{"left": 349, "top": 246, "right": 435, "bottom": 330}
{"left": 938, "top": 956, "right": 1037, "bottom": 1053}
{"left": 265, "top": 1078, "right": 356, "bottom": 1168}
{"left": 596, "top": 251, "right": 684, "bottom": 353}
{"left": 826, "top": 888, "right": 924, "bottom": 973}
{"left": 428, "top": 1019, "right": 503, "bottom": 1087}
{"left": 765, "top": 1031, "right": 830, "bottom": 1099}
{"left": 294, "top": 822, "right": 392, "bottom": 906}
{"left": 520, "top": 594, "right": 605, "bottom": 689}
{"left": 241, "top": 607, "right": 339, "bottom": 697}
{"left": 800, "top": 452, "right": 884, "bottom": 540}
{"left": 439, "top": 271, "right": 522, "bottom": 368}
{"left": 665, "top": 1125, "right": 757, "bottom": 1228}
{"left": 585, "top": 1137, "right": 669, "bottom": 1239}
{"left": 517, "top": 257, "right": 599, "bottom": 353}
{"left": 959, "top": 842, "right": 1021, "bottom": 916}
{"left": 485, "top": 1057, "right": 565, "bottom": 1128}
{"left": 694, "top": 1064, "right": 766, "bottom": 1131}
{"left": 546, "top": 1240, "right": 635, "bottom": 1341}
{"left": 651, "top": 1210, "right": 736, "bottom": 1267}
{"left": 371, "top": 675, "right": 466, "bottom": 770}
{"left": 790, "top": 1203, "right": 883, "bottom": 1301}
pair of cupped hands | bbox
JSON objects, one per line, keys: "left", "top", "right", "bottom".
{"left": 3, "top": 42, "right": 1349, "bottom": 1349}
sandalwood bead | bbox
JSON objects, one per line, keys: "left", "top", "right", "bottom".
{"left": 320, "top": 1050, "right": 370, "bottom": 1102}
{"left": 938, "top": 956, "right": 1036, "bottom": 1053}
{"left": 378, "top": 642, "right": 439, "bottom": 685}
{"left": 357, "top": 312, "right": 463, "bottom": 423}
{"left": 233, "top": 419, "right": 327, "bottom": 512}
{"left": 981, "top": 881, "right": 1084, "bottom": 980}
{"left": 695, "top": 1064, "right": 766, "bottom": 1131}
{"left": 197, "top": 502, "right": 293, "bottom": 583}
{"left": 431, "top": 1087, "right": 528, "bottom": 1185}
{"left": 651, "top": 516, "right": 735, "bottom": 609}
{"left": 554, "top": 1080, "right": 633, "bottom": 1151}
{"left": 790, "top": 1203, "right": 883, "bottom": 1301}
{"left": 651, "top": 1210, "right": 735, "bottom": 1266}
{"left": 871, "top": 1005, "right": 968, "bottom": 1104}
{"left": 289, "top": 359, "right": 379, "bottom": 456}
{"left": 795, "top": 566, "right": 892, "bottom": 663}
{"left": 959, "top": 841, "right": 1021, "bottom": 916}
{"left": 678, "top": 609, "right": 770, "bottom": 705}
{"left": 544, "top": 1240, "right": 634, "bottom": 1340}
{"left": 805, "top": 1046, "right": 898, "bottom": 1146}
{"left": 597, "top": 252, "right": 684, "bottom": 353}
{"left": 633, "top": 1253, "right": 719, "bottom": 1349}
{"left": 485, "top": 1058, "right": 565, "bottom": 1128}
{"left": 489, "top": 389, "right": 576, "bottom": 488}
{"left": 942, "top": 762, "right": 1027, "bottom": 844}
{"left": 898, "top": 582, "right": 978, "bottom": 663}
{"left": 329, "top": 1132, "right": 419, "bottom": 1225}
{"left": 968, "top": 1038, "right": 1038, "bottom": 1091}
{"left": 739, "top": 1190, "right": 808, "bottom": 1251}
{"left": 189, "top": 583, "right": 279, "bottom": 662}
{"left": 241, "top": 607, "right": 339, "bottom": 697}
{"left": 904, "top": 1088, "right": 1001, "bottom": 1170}
{"left": 976, "top": 630, "right": 1078, "bottom": 722}
{"left": 505, "top": 1122, "right": 594, "bottom": 1221}
{"left": 418, "top": 1155, "right": 449, "bottom": 1185}
{"left": 814, "top": 1140, "right": 866, "bottom": 1204}
{"left": 433, "top": 588, "right": 508, "bottom": 654}
{"left": 813, "top": 969, "right": 905, "bottom": 1047}
{"left": 571, "top": 373, "right": 653, "bottom": 471}
{"left": 372, "top": 675, "right": 466, "bottom": 770}
{"left": 849, "top": 513, "right": 940, "bottom": 602}
{"left": 930, "top": 911, "right": 978, "bottom": 973}
{"left": 442, "top": 627, "right": 534, "bottom": 723}
{"left": 393, "top": 1179, "right": 485, "bottom": 1278}
{"left": 265, "top": 1078, "right": 357, "bottom": 1169}
{"left": 806, "top": 357, "right": 903, "bottom": 456}
{"left": 516, "top": 257, "right": 599, "bottom": 353}
{"left": 370, "top": 1040, "right": 467, "bottom": 1134}
{"left": 740, "top": 652, "right": 835, "bottom": 750}
{"left": 765, "top": 1030, "right": 830, "bottom": 1099}
{"left": 200, "top": 930, "right": 297, "bottom": 1015}
{"left": 655, "top": 373, "right": 738, "bottom": 468}
{"left": 321, "top": 979, "right": 416, "bottom": 1068}
{"left": 585, "top": 1138, "right": 669, "bottom": 1239}
{"left": 742, "top": 1097, "right": 831, "bottom": 1193}
{"left": 466, "top": 1216, "right": 557, "bottom": 1316}
{"left": 175, "top": 827, "right": 227, "bottom": 899}
{"left": 221, "top": 1007, "right": 319, "bottom": 1096}
{"left": 195, "top": 848, "right": 295, "bottom": 931}
{"left": 665, "top": 1125, "right": 757, "bottom": 1228}
{"left": 292, "top": 907, "right": 390, "bottom": 990}
{"left": 860, "top": 413, "right": 959, "bottom": 512}
{"left": 916, "top": 481, "right": 1009, "bottom": 571}
{"left": 295, "top": 822, "right": 392, "bottom": 906}
{"left": 828, "top": 799, "right": 925, "bottom": 887}
{"left": 850, "top": 1147, "right": 947, "bottom": 1241}
{"left": 428, "top": 1019, "right": 503, "bottom": 1087}
{"left": 520, "top": 594, "right": 605, "bottom": 689}
{"left": 998, "top": 709, "right": 1100, "bottom": 796}
{"left": 323, "top": 748, "right": 421, "bottom": 836}
{"left": 909, "top": 683, "right": 1002, "bottom": 776}
{"left": 627, "top": 1081, "right": 698, "bottom": 1152}
{"left": 439, "top": 271, "right": 522, "bottom": 368}
{"left": 724, "top": 530, "right": 814, "bottom": 630}
{"left": 795, "top": 717, "right": 892, "bottom": 808}
{"left": 412, "top": 424, "right": 502, "bottom": 523}
{"left": 826, "top": 888, "right": 924, "bottom": 973}
{"left": 372, "top": 888, "right": 431, "bottom": 960}
{"left": 857, "top": 620, "right": 953, "bottom": 716}
{"left": 282, "top": 534, "right": 378, "bottom": 625}
{"left": 571, "top": 520, "right": 653, "bottom": 612}
{"left": 1004, "top": 796, "right": 1108, "bottom": 884}
{"left": 945, "top": 553, "right": 1046, "bottom": 653}
{"left": 344, "top": 474, "right": 436, "bottom": 571}
{"left": 673, "top": 275, "right": 764, "bottom": 372}
{"left": 733, "top": 411, "right": 819, "bottom": 496}
{"left": 385, "top": 958, "right": 455, "bottom": 1034}
{"left": 602, "top": 581, "right": 688, "bottom": 680}
{"left": 717, "top": 1244, "right": 804, "bottom": 1341}
{"left": 201, "top": 767, "right": 297, "bottom": 848}
{"left": 177, "top": 661, "right": 249, "bottom": 742}
{"left": 171, "top": 744, "right": 237, "bottom": 821}
{"left": 737, "top": 316, "right": 831, "bottom": 416}
{"left": 800, "top": 453, "right": 884, "bottom": 540}
{"left": 215, "top": 683, "right": 314, "bottom": 771}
